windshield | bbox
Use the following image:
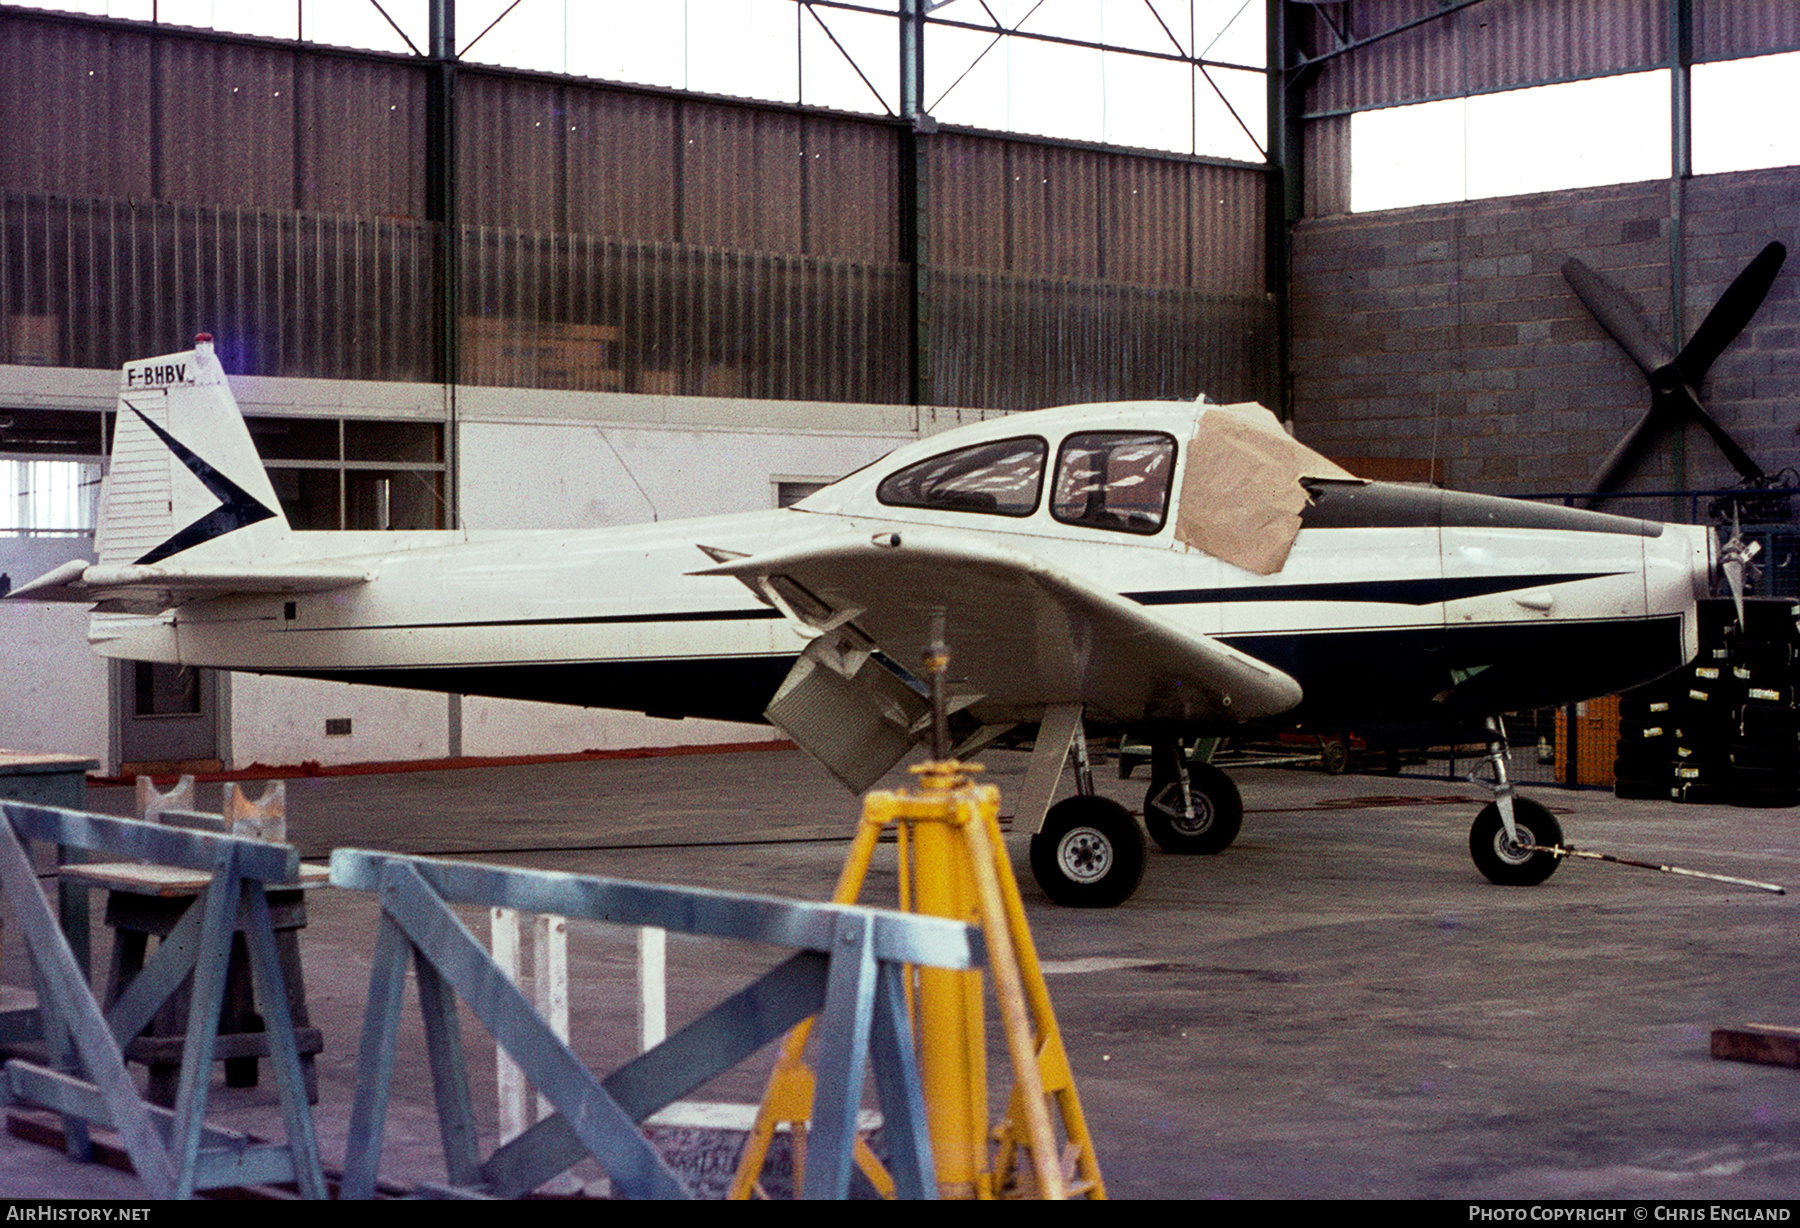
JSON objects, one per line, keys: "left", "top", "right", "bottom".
{"left": 876, "top": 436, "right": 1047, "bottom": 517}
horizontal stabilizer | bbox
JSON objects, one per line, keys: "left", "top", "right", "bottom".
{"left": 8, "top": 558, "right": 371, "bottom": 614}
{"left": 6, "top": 334, "right": 361, "bottom": 615}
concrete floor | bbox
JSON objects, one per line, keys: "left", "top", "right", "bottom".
{"left": 4, "top": 745, "right": 1799, "bottom": 1200}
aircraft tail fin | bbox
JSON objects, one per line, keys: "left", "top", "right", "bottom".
{"left": 96, "top": 334, "right": 289, "bottom": 568}
{"left": 3, "top": 336, "right": 368, "bottom": 612}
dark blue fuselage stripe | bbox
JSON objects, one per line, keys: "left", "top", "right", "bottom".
{"left": 294, "top": 574, "right": 1620, "bottom": 634}
{"left": 1126, "top": 572, "right": 1617, "bottom": 608}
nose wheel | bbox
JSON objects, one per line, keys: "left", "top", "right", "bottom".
{"left": 1467, "top": 716, "right": 1565, "bottom": 886}
{"left": 1470, "top": 798, "right": 1564, "bottom": 886}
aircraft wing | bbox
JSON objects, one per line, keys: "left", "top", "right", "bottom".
{"left": 694, "top": 528, "right": 1302, "bottom": 727}
{"left": 6, "top": 558, "right": 372, "bottom": 614}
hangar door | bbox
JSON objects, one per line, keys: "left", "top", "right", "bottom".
{"left": 118, "top": 661, "right": 222, "bottom": 774}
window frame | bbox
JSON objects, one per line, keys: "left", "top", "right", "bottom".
{"left": 1049, "top": 430, "right": 1178, "bottom": 537}
{"left": 875, "top": 434, "right": 1048, "bottom": 519}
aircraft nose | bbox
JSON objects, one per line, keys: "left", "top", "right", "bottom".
{"left": 1645, "top": 520, "right": 1716, "bottom": 616}
{"left": 1697, "top": 521, "right": 1720, "bottom": 604}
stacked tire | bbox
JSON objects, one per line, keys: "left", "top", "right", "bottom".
{"left": 1614, "top": 598, "right": 1800, "bottom": 807}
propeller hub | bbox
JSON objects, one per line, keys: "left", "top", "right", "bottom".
{"left": 1715, "top": 511, "right": 1764, "bottom": 630}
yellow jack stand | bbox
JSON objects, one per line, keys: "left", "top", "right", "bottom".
{"left": 729, "top": 760, "right": 1106, "bottom": 1200}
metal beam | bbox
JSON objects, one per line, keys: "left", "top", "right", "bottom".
{"left": 901, "top": 0, "right": 932, "bottom": 409}
{"left": 428, "top": 0, "right": 461, "bottom": 528}
{"left": 330, "top": 849, "right": 982, "bottom": 969}
{"left": 1669, "top": 0, "right": 1693, "bottom": 491}
{"left": 1290, "top": 0, "right": 1490, "bottom": 72}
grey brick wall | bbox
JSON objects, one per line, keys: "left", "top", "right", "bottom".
{"left": 1289, "top": 167, "right": 1800, "bottom": 498}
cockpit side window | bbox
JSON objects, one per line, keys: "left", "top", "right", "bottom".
{"left": 1051, "top": 432, "right": 1175, "bottom": 535}
{"left": 876, "top": 436, "right": 1046, "bottom": 517}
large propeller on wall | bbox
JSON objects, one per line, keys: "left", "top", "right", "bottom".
{"left": 1562, "top": 241, "right": 1786, "bottom": 504}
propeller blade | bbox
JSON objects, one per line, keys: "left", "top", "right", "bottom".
{"left": 1719, "top": 512, "right": 1764, "bottom": 632}
{"left": 1562, "top": 257, "right": 1674, "bottom": 377}
{"left": 1666, "top": 382, "right": 1765, "bottom": 482}
{"left": 1675, "top": 241, "right": 1787, "bottom": 384}
{"left": 1583, "top": 403, "right": 1666, "bottom": 503}
{"left": 1723, "top": 555, "right": 1747, "bottom": 629}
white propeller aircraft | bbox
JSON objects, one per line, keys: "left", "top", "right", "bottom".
{"left": 9, "top": 336, "right": 1717, "bottom": 905}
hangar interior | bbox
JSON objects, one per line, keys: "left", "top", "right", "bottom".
{"left": 1, "top": 0, "right": 1797, "bottom": 775}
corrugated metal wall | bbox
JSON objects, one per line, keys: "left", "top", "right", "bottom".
{"left": 458, "top": 230, "right": 907, "bottom": 402}
{"left": 0, "top": 192, "right": 434, "bottom": 379}
{"left": 1300, "top": 0, "right": 1800, "bottom": 119}
{"left": 0, "top": 16, "right": 157, "bottom": 200}
{"left": 0, "top": 13, "right": 426, "bottom": 217}
{"left": 0, "top": 8, "right": 1273, "bottom": 411}
{"left": 458, "top": 77, "right": 906, "bottom": 262}
{"left": 930, "top": 135, "right": 1265, "bottom": 291}
{"left": 298, "top": 55, "right": 427, "bottom": 219}
{"left": 932, "top": 273, "right": 1275, "bottom": 409}
{"left": 925, "top": 133, "right": 1273, "bottom": 408}
{"left": 1693, "top": 3, "right": 1800, "bottom": 59}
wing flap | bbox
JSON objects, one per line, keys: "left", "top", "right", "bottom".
{"left": 696, "top": 529, "right": 1301, "bottom": 726}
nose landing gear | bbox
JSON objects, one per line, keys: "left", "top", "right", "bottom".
{"left": 1470, "top": 717, "right": 1565, "bottom": 886}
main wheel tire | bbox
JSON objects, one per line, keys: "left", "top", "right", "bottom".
{"left": 1143, "top": 761, "right": 1243, "bottom": 854}
{"left": 1469, "top": 798, "right": 1564, "bottom": 886}
{"left": 1029, "top": 796, "right": 1146, "bottom": 907}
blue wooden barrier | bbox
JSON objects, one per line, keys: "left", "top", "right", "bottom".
{"left": 0, "top": 801, "right": 326, "bottom": 1199}
{"left": 331, "top": 849, "right": 986, "bottom": 1199}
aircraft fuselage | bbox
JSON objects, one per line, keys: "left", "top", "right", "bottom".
{"left": 92, "top": 401, "right": 1711, "bottom": 739}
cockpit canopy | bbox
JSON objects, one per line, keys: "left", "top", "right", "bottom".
{"left": 875, "top": 430, "right": 1176, "bottom": 535}
{"left": 804, "top": 400, "right": 1359, "bottom": 575}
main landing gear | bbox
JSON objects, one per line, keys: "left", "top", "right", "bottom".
{"left": 1021, "top": 707, "right": 1243, "bottom": 908}
{"left": 1469, "top": 717, "right": 1564, "bottom": 887}
{"left": 1142, "top": 740, "right": 1242, "bottom": 855}
{"left": 1030, "top": 795, "right": 1145, "bottom": 908}
{"left": 1023, "top": 707, "right": 1145, "bottom": 907}
{"left": 1019, "top": 711, "right": 1564, "bottom": 902}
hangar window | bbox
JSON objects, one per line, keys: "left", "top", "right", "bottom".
{"left": 877, "top": 436, "right": 1046, "bottom": 517}
{"left": 0, "top": 458, "right": 102, "bottom": 533}
{"left": 1693, "top": 51, "right": 1800, "bottom": 175}
{"left": 1051, "top": 432, "right": 1174, "bottom": 535}
{"left": 775, "top": 479, "right": 831, "bottom": 508}
{"left": 133, "top": 661, "right": 202, "bottom": 718}
{"left": 1350, "top": 71, "right": 1671, "bottom": 212}
{"left": 0, "top": 410, "right": 108, "bottom": 534}
{"left": 248, "top": 417, "right": 447, "bottom": 531}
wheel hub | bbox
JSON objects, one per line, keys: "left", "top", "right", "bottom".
{"left": 1492, "top": 824, "right": 1537, "bottom": 866}
{"left": 1151, "top": 783, "right": 1213, "bottom": 835}
{"left": 1056, "top": 827, "right": 1113, "bottom": 882}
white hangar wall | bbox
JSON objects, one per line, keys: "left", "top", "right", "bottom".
{"left": 0, "top": 535, "right": 110, "bottom": 767}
